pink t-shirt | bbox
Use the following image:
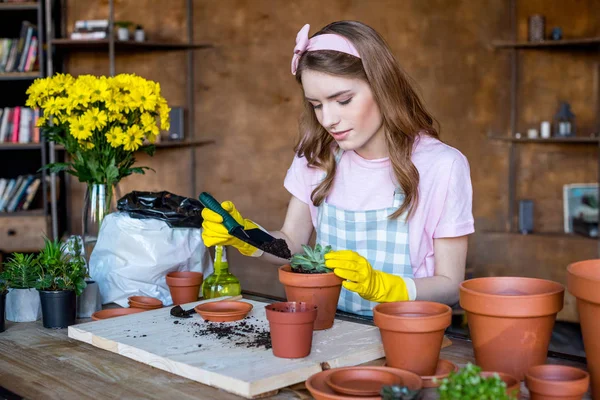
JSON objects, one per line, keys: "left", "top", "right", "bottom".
{"left": 283, "top": 135, "right": 474, "bottom": 278}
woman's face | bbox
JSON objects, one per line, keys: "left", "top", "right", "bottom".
{"left": 302, "top": 70, "right": 387, "bottom": 159}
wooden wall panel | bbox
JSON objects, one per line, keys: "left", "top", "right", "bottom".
{"left": 62, "top": 1, "right": 599, "bottom": 308}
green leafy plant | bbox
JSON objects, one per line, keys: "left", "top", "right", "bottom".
{"left": 0, "top": 278, "right": 7, "bottom": 295}
{"left": 436, "top": 363, "right": 517, "bottom": 400}
{"left": 35, "top": 237, "right": 88, "bottom": 296}
{"left": 290, "top": 244, "right": 333, "bottom": 273}
{"left": 380, "top": 385, "right": 422, "bottom": 400}
{"left": 1, "top": 253, "right": 39, "bottom": 289}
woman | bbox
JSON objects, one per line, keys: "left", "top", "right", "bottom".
{"left": 202, "top": 21, "right": 474, "bottom": 316}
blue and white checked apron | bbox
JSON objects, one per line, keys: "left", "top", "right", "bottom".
{"left": 316, "top": 150, "right": 413, "bottom": 316}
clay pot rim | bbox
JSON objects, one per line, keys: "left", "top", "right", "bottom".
{"left": 128, "top": 296, "right": 163, "bottom": 307}
{"left": 278, "top": 265, "right": 343, "bottom": 287}
{"left": 568, "top": 260, "right": 600, "bottom": 281}
{"left": 373, "top": 301, "right": 452, "bottom": 321}
{"left": 525, "top": 365, "right": 590, "bottom": 394}
{"left": 91, "top": 307, "right": 145, "bottom": 321}
{"left": 460, "top": 277, "right": 564, "bottom": 298}
{"left": 265, "top": 301, "right": 318, "bottom": 313}
{"left": 166, "top": 271, "right": 203, "bottom": 286}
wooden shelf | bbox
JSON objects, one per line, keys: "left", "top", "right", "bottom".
{"left": 0, "top": 2, "right": 39, "bottom": 11}
{"left": 489, "top": 135, "right": 599, "bottom": 144}
{"left": 0, "top": 143, "right": 42, "bottom": 150}
{"left": 492, "top": 37, "right": 600, "bottom": 49}
{"left": 50, "top": 39, "right": 213, "bottom": 52}
{"left": 154, "top": 139, "right": 215, "bottom": 149}
{"left": 0, "top": 209, "right": 44, "bottom": 218}
{"left": 482, "top": 230, "right": 596, "bottom": 241}
{"left": 0, "top": 71, "right": 41, "bottom": 80}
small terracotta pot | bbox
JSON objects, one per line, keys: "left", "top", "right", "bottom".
{"left": 265, "top": 301, "right": 317, "bottom": 358}
{"left": 481, "top": 371, "right": 521, "bottom": 398}
{"left": 165, "top": 271, "right": 203, "bottom": 305}
{"left": 278, "top": 265, "right": 342, "bottom": 330}
{"left": 373, "top": 301, "right": 452, "bottom": 376}
{"left": 526, "top": 365, "right": 589, "bottom": 400}
{"left": 568, "top": 260, "right": 600, "bottom": 399}
{"left": 460, "top": 277, "right": 564, "bottom": 380}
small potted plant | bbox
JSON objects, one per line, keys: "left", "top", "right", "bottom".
{"left": 0, "top": 278, "right": 6, "bottom": 333}
{"left": 35, "top": 237, "right": 88, "bottom": 329}
{"left": 114, "top": 21, "right": 133, "bottom": 41}
{"left": 380, "top": 385, "right": 422, "bottom": 400}
{"left": 278, "top": 244, "right": 343, "bottom": 330}
{"left": 436, "top": 363, "right": 519, "bottom": 400}
{"left": 2, "top": 253, "right": 42, "bottom": 322}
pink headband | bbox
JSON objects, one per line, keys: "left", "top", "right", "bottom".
{"left": 291, "top": 24, "right": 361, "bottom": 75}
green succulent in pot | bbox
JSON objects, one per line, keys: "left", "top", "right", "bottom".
{"left": 380, "top": 385, "right": 422, "bottom": 400}
{"left": 436, "top": 363, "right": 517, "bottom": 400}
{"left": 1, "top": 253, "right": 38, "bottom": 289}
{"left": 35, "top": 237, "right": 88, "bottom": 296}
{"left": 290, "top": 244, "right": 333, "bottom": 274}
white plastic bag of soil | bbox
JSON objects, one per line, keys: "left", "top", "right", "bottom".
{"left": 89, "top": 212, "right": 213, "bottom": 307}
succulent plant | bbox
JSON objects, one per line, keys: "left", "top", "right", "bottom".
{"left": 290, "top": 244, "right": 333, "bottom": 273}
{"left": 380, "top": 385, "right": 422, "bottom": 400}
{"left": 437, "top": 363, "right": 517, "bottom": 400}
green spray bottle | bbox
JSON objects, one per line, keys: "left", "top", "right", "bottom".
{"left": 202, "top": 245, "right": 241, "bottom": 299}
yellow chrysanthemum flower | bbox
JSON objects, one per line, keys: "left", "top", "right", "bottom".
{"left": 105, "top": 126, "right": 124, "bottom": 148}
{"left": 79, "top": 140, "right": 95, "bottom": 150}
{"left": 89, "top": 77, "right": 111, "bottom": 103}
{"left": 67, "top": 82, "right": 91, "bottom": 110}
{"left": 69, "top": 116, "right": 92, "bottom": 140}
{"left": 49, "top": 73, "right": 74, "bottom": 95}
{"left": 122, "top": 125, "right": 144, "bottom": 151}
{"left": 36, "top": 115, "right": 47, "bottom": 127}
{"left": 130, "top": 85, "right": 157, "bottom": 112}
{"left": 83, "top": 108, "right": 108, "bottom": 131}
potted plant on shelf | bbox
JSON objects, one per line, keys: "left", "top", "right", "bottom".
{"left": 278, "top": 244, "right": 343, "bottom": 330}
{"left": 1, "top": 253, "right": 42, "bottom": 322}
{"left": 436, "top": 363, "right": 519, "bottom": 400}
{"left": 35, "top": 237, "right": 88, "bottom": 329}
{"left": 114, "top": 21, "right": 133, "bottom": 41}
{"left": 26, "top": 73, "right": 170, "bottom": 317}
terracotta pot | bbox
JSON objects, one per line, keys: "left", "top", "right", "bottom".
{"left": 278, "top": 265, "right": 342, "bottom": 330}
{"left": 525, "top": 365, "right": 589, "bottom": 400}
{"left": 568, "top": 260, "right": 600, "bottom": 399}
{"left": 265, "top": 301, "right": 317, "bottom": 358}
{"left": 165, "top": 271, "right": 203, "bottom": 305}
{"left": 480, "top": 371, "right": 521, "bottom": 398}
{"left": 372, "top": 301, "right": 452, "bottom": 376}
{"left": 460, "top": 277, "right": 564, "bottom": 380}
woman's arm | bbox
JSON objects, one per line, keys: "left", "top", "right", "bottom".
{"left": 259, "top": 195, "right": 314, "bottom": 265}
{"left": 413, "top": 235, "right": 468, "bottom": 306}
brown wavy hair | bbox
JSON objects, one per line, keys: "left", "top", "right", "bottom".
{"left": 294, "top": 21, "right": 439, "bottom": 218}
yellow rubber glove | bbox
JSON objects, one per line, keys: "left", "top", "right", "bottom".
{"left": 324, "top": 250, "right": 409, "bottom": 302}
{"left": 201, "top": 201, "right": 263, "bottom": 257}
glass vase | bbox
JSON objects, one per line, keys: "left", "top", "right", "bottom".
{"left": 82, "top": 183, "right": 119, "bottom": 261}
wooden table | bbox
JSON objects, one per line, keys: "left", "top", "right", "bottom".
{"left": 0, "top": 296, "right": 591, "bottom": 399}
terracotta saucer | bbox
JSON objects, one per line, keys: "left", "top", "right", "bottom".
{"left": 128, "top": 296, "right": 163, "bottom": 308}
{"left": 91, "top": 308, "right": 146, "bottom": 321}
{"left": 194, "top": 301, "right": 253, "bottom": 322}
{"left": 306, "top": 367, "right": 422, "bottom": 400}
{"left": 326, "top": 368, "right": 403, "bottom": 396}
{"left": 128, "top": 301, "right": 162, "bottom": 310}
{"left": 421, "top": 359, "right": 459, "bottom": 388}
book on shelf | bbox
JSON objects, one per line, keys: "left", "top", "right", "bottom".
{"left": 0, "top": 106, "right": 40, "bottom": 144}
{"left": 0, "top": 20, "right": 38, "bottom": 73}
{"left": 70, "top": 19, "right": 108, "bottom": 40}
{"left": 0, "top": 174, "right": 42, "bottom": 212}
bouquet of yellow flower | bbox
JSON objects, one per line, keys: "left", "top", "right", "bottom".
{"left": 25, "top": 73, "right": 170, "bottom": 187}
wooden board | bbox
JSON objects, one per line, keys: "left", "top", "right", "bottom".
{"left": 69, "top": 297, "right": 395, "bottom": 399}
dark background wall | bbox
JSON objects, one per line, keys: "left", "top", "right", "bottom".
{"left": 63, "top": 0, "right": 599, "bottom": 320}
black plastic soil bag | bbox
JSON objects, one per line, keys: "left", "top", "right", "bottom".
{"left": 117, "top": 191, "right": 204, "bottom": 228}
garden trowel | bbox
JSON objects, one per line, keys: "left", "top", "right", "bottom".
{"left": 199, "top": 192, "right": 292, "bottom": 260}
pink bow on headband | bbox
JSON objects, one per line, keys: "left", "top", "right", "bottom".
{"left": 291, "top": 24, "right": 361, "bottom": 75}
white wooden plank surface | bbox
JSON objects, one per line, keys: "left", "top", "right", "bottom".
{"left": 68, "top": 297, "right": 385, "bottom": 398}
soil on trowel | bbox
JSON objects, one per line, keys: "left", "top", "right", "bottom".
{"left": 258, "top": 239, "right": 291, "bottom": 260}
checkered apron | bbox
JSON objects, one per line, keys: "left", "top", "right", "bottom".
{"left": 316, "top": 150, "right": 412, "bottom": 316}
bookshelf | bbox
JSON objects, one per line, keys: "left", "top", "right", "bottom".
{"left": 45, "top": 0, "right": 214, "bottom": 239}
{"left": 0, "top": 1, "right": 50, "bottom": 253}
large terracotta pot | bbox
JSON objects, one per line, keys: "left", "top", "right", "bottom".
{"left": 525, "top": 365, "right": 589, "bottom": 400}
{"left": 373, "top": 301, "right": 452, "bottom": 376}
{"left": 166, "top": 271, "right": 203, "bottom": 305}
{"left": 460, "top": 277, "right": 564, "bottom": 380}
{"left": 265, "top": 301, "right": 317, "bottom": 358}
{"left": 568, "top": 259, "right": 600, "bottom": 398}
{"left": 278, "top": 265, "right": 342, "bottom": 330}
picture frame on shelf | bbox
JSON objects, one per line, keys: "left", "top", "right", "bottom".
{"left": 563, "top": 183, "right": 599, "bottom": 237}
